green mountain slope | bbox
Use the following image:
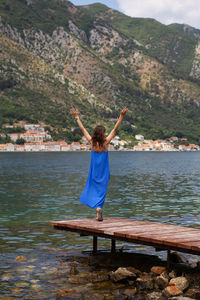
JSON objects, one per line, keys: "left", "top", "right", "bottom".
{"left": 79, "top": 4, "right": 197, "bottom": 76}
{"left": 1, "top": 0, "right": 200, "bottom": 144}
{"left": 169, "top": 23, "right": 200, "bottom": 40}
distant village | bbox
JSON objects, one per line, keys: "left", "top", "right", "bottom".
{"left": 0, "top": 124, "right": 200, "bottom": 152}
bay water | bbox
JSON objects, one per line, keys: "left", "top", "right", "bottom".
{"left": 0, "top": 151, "right": 200, "bottom": 297}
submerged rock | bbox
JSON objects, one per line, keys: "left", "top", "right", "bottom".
{"left": 185, "top": 288, "right": 200, "bottom": 299}
{"left": 109, "top": 267, "right": 137, "bottom": 282}
{"left": 169, "top": 297, "right": 194, "bottom": 300}
{"left": 69, "top": 266, "right": 79, "bottom": 275}
{"left": 136, "top": 274, "right": 154, "bottom": 291}
{"left": 146, "top": 291, "right": 162, "bottom": 300}
{"left": 122, "top": 288, "right": 137, "bottom": 297}
{"left": 15, "top": 256, "right": 27, "bottom": 262}
{"left": 154, "top": 273, "right": 168, "bottom": 290}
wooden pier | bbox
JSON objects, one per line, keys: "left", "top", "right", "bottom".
{"left": 50, "top": 218, "right": 200, "bottom": 268}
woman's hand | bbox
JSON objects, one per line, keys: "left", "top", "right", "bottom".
{"left": 70, "top": 108, "right": 79, "bottom": 118}
{"left": 120, "top": 108, "right": 128, "bottom": 116}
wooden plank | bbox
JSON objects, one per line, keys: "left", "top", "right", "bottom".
{"left": 50, "top": 218, "right": 200, "bottom": 256}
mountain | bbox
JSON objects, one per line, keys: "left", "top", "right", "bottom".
{"left": 169, "top": 23, "right": 200, "bottom": 40}
{"left": 1, "top": 0, "right": 200, "bottom": 143}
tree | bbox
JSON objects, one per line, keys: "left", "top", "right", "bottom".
{"left": 16, "top": 138, "right": 26, "bottom": 145}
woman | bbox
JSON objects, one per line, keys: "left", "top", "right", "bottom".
{"left": 70, "top": 108, "right": 128, "bottom": 221}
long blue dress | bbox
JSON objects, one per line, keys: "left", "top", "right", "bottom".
{"left": 80, "top": 150, "right": 110, "bottom": 209}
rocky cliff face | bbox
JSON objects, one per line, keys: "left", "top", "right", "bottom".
{"left": 190, "top": 41, "right": 200, "bottom": 79}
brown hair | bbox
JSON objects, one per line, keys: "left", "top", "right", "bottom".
{"left": 91, "top": 125, "right": 106, "bottom": 148}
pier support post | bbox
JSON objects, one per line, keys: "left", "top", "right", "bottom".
{"left": 111, "top": 239, "right": 116, "bottom": 253}
{"left": 93, "top": 236, "right": 98, "bottom": 254}
{"left": 167, "top": 250, "right": 171, "bottom": 270}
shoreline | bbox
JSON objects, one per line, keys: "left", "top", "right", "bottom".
{"left": 0, "top": 149, "right": 200, "bottom": 153}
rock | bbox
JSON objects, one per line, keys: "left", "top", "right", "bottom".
{"left": 15, "top": 282, "right": 29, "bottom": 287}
{"left": 151, "top": 266, "right": 166, "bottom": 275}
{"left": 109, "top": 267, "right": 137, "bottom": 282}
{"left": 185, "top": 288, "right": 200, "bottom": 299}
{"left": 154, "top": 274, "right": 168, "bottom": 290}
{"left": 68, "top": 20, "right": 88, "bottom": 43}
{"left": 169, "top": 297, "right": 194, "bottom": 300}
{"left": 169, "top": 270, "right": 177, "bottom": 278}
{"left": 136, "top": 274, "right": 154, "bottom": 291}
{"left": 122, "top": 288, "right": 137, "bottom": 297}
{"left": 88, "top": 271, "right": 109, "bottom": 283}
{"left": 15, "top": 256, "right": 27, "bottom": 262}
{"left": 69, "top": 266, "right": 79, "bottom": 275}
{"left": 68, "top": 275, "right": 85, "bottom": 284}
{"left": 57, "top": 289, "right": 77, "bottom": 298}
{"left": 126, "top": 266, "right": 141, "bottom": 275}
{"left": 169, "top": 276, "right": 189, "bottom": 292}
{"left": 162, "top": 286, "right": 182, "bottom": 297}
{"left": 1, "top": 273, "right": 12, "bottom": 281}
{"left": 146, "top": 291, "right": 163, "bottom": 300}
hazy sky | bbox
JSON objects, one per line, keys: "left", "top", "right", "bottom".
{"left": 70, "top": 0, "right": 200, "bottom": 29}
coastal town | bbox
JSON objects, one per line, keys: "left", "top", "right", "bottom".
{"left": 0, "top": 124, "right": 200, "bottom": 152}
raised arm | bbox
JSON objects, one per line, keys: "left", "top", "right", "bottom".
{"left": 106, "top": 108, "right": 128, "bottom": 145}
{"left": 70, "top": 108, "right": 91, "bottom": 142}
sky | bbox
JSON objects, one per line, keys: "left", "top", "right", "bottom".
{"left": 70, "top": 0, "right": 200, "bottom": 30}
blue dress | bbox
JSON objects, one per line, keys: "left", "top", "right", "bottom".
{"left": 80, "top": 150, "right": 110, "bottom": 209}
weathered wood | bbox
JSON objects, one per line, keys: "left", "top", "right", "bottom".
{"left": 50, "top": 218, "right": 200, "bottom": 261}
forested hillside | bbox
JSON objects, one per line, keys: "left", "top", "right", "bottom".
{"left": 1, "top": 0, "right": 200, "bottom": 143}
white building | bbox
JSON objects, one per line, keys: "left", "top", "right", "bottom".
{"left": 7, "top": 143, "right": 15, "bottom": 151}
{"left": 24, "top": 124, "right": 43, "bottom": 132}
{"left": 135, "top": 134, "right": 144, "bottom": 141}
{"left": 71, "top": 142, "right": 81, "bottom": 151}
{"left": 0, "top": 144, "right": 8, "bottom": 151}
{"left": 8, "top": 133, "right": 20, "bottom": 142}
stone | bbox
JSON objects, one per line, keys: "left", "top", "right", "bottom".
{"left": 15, "top": 282, "right": 29, "bottom": 288}
{"left": 69, "top": 266, "right": 79, "bottom": 275}
{"left": 68, "top": 20, "right": 88, "bottom": 43}
{"left": 146, "top": 291, "right": 163, "bottom": 300}
{"left": 126, "top": 266, "right": 141, "bottom": 275}
{"left": 154, "top": 274, "right": 168, "bottom": 290}
{"left": 1, "top": 274, "right": 12, "bottom": 281}
{"left": 162, "top": 286, "right": 182, "bottom": 297}
{"left": 109, "top": 267, "right": 137, "bottom": 282}
{"left": 122, "top": 288, "right": 137, "bottom": 297}
{"left": 151, "top": 266, "right": 166, "bottom": 275}
{"left": 185, "top": 288, "right": 200, "bottom": 299}
{"left": 15, "top": 256, "right": 27, "bottom": 262}
{"left": 136, "top": 274, "right": 154, "bottom": 291}
{"left": 57, "top": 289, "right": 75, "bottom": 297}
{"left": 88, "top": 271, "right": 109, "bottom": 283}
{"left": 169, "top": 297, "right": 193, "bottom": 300}
{"left": 169, "top": 270, "right": 177, "bottom": 278}
{"left": 169, "top": 277, "right": 189, "bottom": 292}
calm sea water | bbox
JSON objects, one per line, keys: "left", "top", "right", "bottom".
{"left": 0, "top": 151, "right": 200, "bottom": 297}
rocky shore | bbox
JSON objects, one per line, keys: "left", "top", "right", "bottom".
{"left": 2, "top": 251, "right": 200, "bottom": 299}
{"left": 56, "top": 251, "right": 200, "bottom": 300}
